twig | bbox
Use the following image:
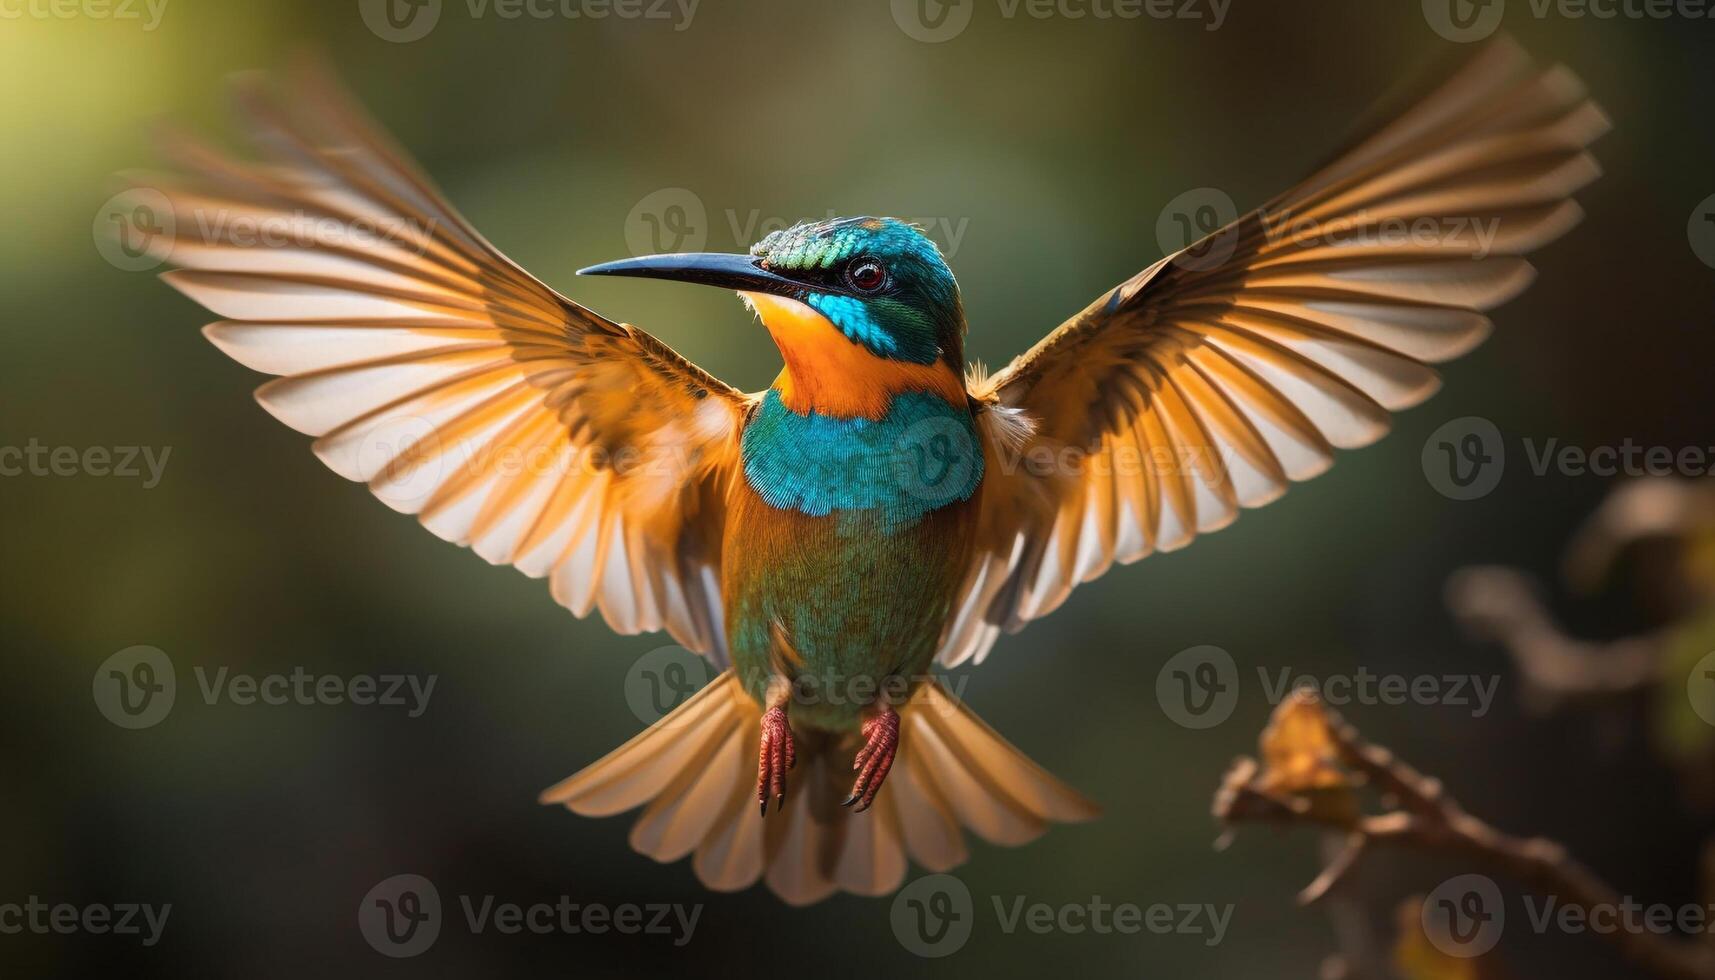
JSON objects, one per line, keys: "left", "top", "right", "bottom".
{"left": 1214, "top": 691, "right": 1715, "bottom": 980}
{"left": 1318, "top": 828, "right": 1392, "bottom": 979}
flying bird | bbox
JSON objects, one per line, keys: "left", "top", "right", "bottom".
{"left": 130, "top": 38, "right": 1606, "bottom": 904}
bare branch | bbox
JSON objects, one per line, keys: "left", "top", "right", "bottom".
{"left": 1214, "top": 691, "right": 1715, "bottom": 980}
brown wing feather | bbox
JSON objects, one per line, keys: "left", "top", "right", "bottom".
{"left": 943, "top": 36, "right": 1607, "bottom": 667}
{"left": 134, "top": 58, "right": 748, "bottom": 662}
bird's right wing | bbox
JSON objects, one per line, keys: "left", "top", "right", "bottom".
{"left": 127, "top": 60, "right": 750, "bottom": 662}
{"left": 940, "top": 38, "right": 1607, "bottom": 668}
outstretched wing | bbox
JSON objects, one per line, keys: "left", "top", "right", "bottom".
{"left": 942, "top": 38, "right": 1608, "bottom": 667}
{"left": 131, "top": 60, "right": 749, "bottom": 662}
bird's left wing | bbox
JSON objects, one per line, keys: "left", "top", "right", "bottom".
{"left": 132, "top": 62, "right": 749, "bottom": 662}
{"left": 941, "top": 38, "right": 1607, "bottom": 667}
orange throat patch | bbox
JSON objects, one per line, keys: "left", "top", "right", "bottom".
{"left": 739, "top": 291, "right": 964, "bottom": 420}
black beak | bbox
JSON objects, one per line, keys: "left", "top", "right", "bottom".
{"left": 576, "top": 252, "right": 802, "bottom": 295}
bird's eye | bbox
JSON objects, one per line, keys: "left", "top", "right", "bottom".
{"left": 846, "top": 259, "right": 887, "bottom": 293}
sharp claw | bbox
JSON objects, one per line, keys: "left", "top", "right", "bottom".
{"left": 758, "top": 703, "right": 794, "bottom": 819}
{"left": 845, "top": 706, "right": 900, "bottom": 814}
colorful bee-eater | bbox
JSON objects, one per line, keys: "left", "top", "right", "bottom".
{"left": 133, "top": 38, "right": 1604, "bottom": 904}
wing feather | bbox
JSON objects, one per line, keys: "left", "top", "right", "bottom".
{"left": 943, "top": 37, "right": 1606, "bottom": 666}
{"left": 137, "top": 60, "right": 748, "bottom": 662}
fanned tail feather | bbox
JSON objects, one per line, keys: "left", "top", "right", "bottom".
{"left": 540, "top": 671, "right": 1097, "bottom": 905}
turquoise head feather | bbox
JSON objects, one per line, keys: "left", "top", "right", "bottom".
{"left": 749, "top": 217, "right": 965, "bottom": 369}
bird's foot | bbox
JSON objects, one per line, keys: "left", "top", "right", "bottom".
{"left": 844, "top": 705, "right": 900, "bottom": 813}
{"left": 757, "top": 702, "right": 795, "bottom": 815}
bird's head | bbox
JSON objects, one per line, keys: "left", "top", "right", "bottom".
{"left": 579, "top": 217, "right": 966, "bottom": 419}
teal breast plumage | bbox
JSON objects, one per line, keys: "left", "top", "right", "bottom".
{"left": 739, "top": 389, "right": 982, "bottom": 526}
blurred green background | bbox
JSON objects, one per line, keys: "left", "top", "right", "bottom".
{"left": 4, "top": 0, "right": 1715, "bottom": 976}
